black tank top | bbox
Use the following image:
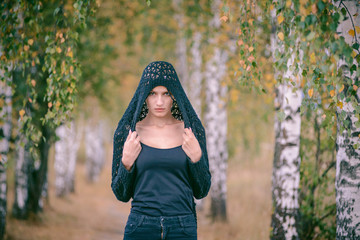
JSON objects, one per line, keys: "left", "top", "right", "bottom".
{"left": 130, "top": 142, "right": 194, "bottom": 216}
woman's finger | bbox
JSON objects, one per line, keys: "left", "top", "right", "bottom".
{"left": 184, "top": 128, "right": 191, "bottom": 135}
{"left": 130, "top": 131, "right": 137, "bottom": 140}
{"left": 126, "top": 129, "right": 131, "bottom": 141}
{"left": 183, "top": 132, "right": 189, "bottom": 142}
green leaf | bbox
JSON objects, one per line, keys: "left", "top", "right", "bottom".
{"left": 317, "top": 1, "right": 325, "bottom": 12}
{"left": 306, "top": 32, "right": 315, "bottom": 41}
{"left": 341, "top": 8, "right": 347, "bottom": 17}
{"left": 353, "top": 43, "right": 359, "bottom": 50}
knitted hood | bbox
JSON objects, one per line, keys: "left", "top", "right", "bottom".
{"left": 112, "top": 61, "right": 207, "bottom": 182}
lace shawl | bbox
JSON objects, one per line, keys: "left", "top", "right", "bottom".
{"left": 111, "top": 61, "right": 211, "bottom": 202}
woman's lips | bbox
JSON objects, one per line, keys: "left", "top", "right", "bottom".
{"left": 155, "top": 108, "right": 165, "bottom": 111}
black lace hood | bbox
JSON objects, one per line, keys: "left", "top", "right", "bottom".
{"left": 112, "top": 61, "right": 207, "bottom": 181}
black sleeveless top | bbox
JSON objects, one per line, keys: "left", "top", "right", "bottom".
{"left": 130, "top": 142, "right": 195, "bottom": 216}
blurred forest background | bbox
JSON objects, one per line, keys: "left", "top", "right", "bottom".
{"left": 0, "top": 0, "right": 359, "bottom": 240}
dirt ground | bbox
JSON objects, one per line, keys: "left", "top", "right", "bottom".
{"left": 6, "top": 143, "right": 272, "bottom": 240}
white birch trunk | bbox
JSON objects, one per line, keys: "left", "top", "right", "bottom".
{"left": 189, "top": 31, "right": 204, "bottom": 210}
{"left": 0, "top": 50, "right": 12, "bottom": 237}
{"left": 189, "top": 32, "right": 202, "bottom": 117}
{"left": 172, "top": 0, "right": 189, "bottom": 93}
{"left": 12, "top": 132, "right": 30, "bottom": 219}
{"left": 335, "top": 1, "right": 360, "bottom": 238}
{"left": 205, "top": 0, "right": 228, "bottom": 220}
{"left": 54, "top": 121, "right": 81, "bottom": 197}
{"left": 270, "top": 8, "right": 302, "bottom": 240}
{"left": 85, "top": 121, "right": 105, "bottom": 182}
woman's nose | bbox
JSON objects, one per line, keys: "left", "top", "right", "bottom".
{"left": 156, "top": 96, "right": 164, "bottom": 105}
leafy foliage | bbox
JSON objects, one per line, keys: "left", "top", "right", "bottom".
{"left": 299, "top": 107, "right": 336, "bottom": 239}
{"left": 0, "top": 0, "right": 97, "bottom": 152}
{"left": 233, "top": 0, "right": 359, "bottom": 238}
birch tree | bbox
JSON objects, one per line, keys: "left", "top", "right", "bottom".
{"left": 85, "top": 120, "right": 105, "bottom": 182}
{"left": 54, "top": 121, "right": 81, "bottom": 196}
{"left": 188, "top": 32, "right": 203, "bottom": 117}
{"left": 205, "top": 0, "right": 229, "bottom": 221}
{"left": 0, "top": 55, "right": 12, "bottom": 239}
{"left": 270, "top": 6, "right": 302, "bottom": 239}
{"left": 172, "top": 0, "right": 189, "bottom": 92}
{"left": 12, "top": 132, "right": 30, "bottom": 219}
{"left": 335, "top": 1, "right": 360, "bottom": 238}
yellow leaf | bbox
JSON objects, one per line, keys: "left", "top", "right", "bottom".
{"left": 249, "top": 46, "right": 254, "bottom": 52}
{"left": 355, "top": 26, "right": 360, "bottom": 33}
{"left": 24, "top": 45, "right": 29, "bottom": 51}
{"left": 354, "top": 85, "right": 358, "bottom": 91}
{"left": 330, "top": 90, "right": 335, "bottom": 97}
{"left": 31, "top": 79, "right": 36, "bottom": 87}
{"left": 55, "top": 101, "right": 61, "bottom": 109}
{"left": 28, "top": 98, "right": 32, "bottom": 103}
{"left": 352, "top": 50, "right": 357, "bottom": 58}
{"left": 56, "top": 47, "right": 62, "bottom": 53}
{"left": 286, "top": 0, "right": 292, "bottom": 7}
{"left": 237, "top": 39, "right": 244, "bottom": 46}
{"left": 339, "top": 84, "right": 345, "bottom": 92}
{"left": 28, "top": 39, "right": 34, "bottom": 45}
{"left": 19, "top": 109, "right": 25, "bottom": 117}
{"left": 220, "top": 16, "right": 228, "bottom": 22}
{"left": 349, "top": 29, "right": 355, "bottom": 37}
{"left": 246, "top": 65, "right": 251, "bottom": 71}
{"left": 308, "top": 88, "right": 314, "bottom": 98}
{"left": 67, "top": 51, "right": 73, "bottom": 58}
{"left": 310, "top": 52, "right": 316, "bottom": 64}
{"left": 301, "top": 78, "right": 306, "bottom": 88}
{"left": 311, "top": 4, "right": 317, "bottom": 14}
{"left": 278, "top": 32, "right": 284, "bottom": 41}
{"left": 248, "top": 55, "right": 255, "bottom": 62}
{"left": 48, "top": 102, "right": 52, "bottom": 108}
{"left": 270, "top": 4, "right": 274, "bottom": 10}
{"left": 70, "top": 66, "right": 74, "bottom": 74}
{"left": 277, "top": 15, "right": 284, "bottom": 24}
{"left": 337, "top": 101, "right": 343, "bottom": 109}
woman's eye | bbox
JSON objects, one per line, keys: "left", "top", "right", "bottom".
{"left": 149, "top": 92, "right": 155, "bottom": 96}
{"left": 164, "top": 92, "right": 170, "bottom": 96}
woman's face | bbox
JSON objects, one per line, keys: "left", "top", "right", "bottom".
{"left": 146, "top": 86, "right": 173, "bottom": 118}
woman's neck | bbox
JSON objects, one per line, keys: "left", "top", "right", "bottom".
{"left": 142, "top": 114, "right": 178, "bottom": 128}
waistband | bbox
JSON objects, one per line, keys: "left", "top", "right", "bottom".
{"left": 128, "top": 212, "right": 196, "bottom": 227}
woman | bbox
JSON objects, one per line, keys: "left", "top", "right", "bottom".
{"left": 111, "top": 61, "right": 211, "bottom": 240}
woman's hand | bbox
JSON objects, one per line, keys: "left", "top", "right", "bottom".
{"left": 182, "top": 128, "right": 202, "bottom": 163}
{"left": 122, "top": 130, "right": 141, "bottom": 171}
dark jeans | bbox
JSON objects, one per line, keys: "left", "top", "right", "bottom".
{"left": 123, "top": 212, "right": 197, "bottom": 240}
